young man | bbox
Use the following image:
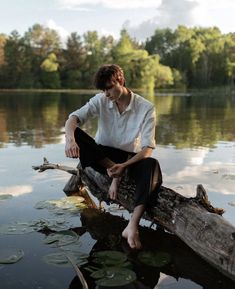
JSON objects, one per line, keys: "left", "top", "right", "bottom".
{"left": 65, "top": 64, "right": 162, "bottom": 249}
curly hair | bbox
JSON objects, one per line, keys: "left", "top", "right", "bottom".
{"left": 94, "top": 64, "right": 125, "bottom": 90}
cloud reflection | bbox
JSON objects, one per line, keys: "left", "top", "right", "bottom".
{"left": 0, "top": 185, "right": 32, "bottom": 197}
{"left": 155, "top": 273, "right": 202, "bottom": 289}
{"left": 155, "top": 145, "right": 235, "bottom": 197}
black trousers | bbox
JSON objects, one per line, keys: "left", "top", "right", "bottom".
{"left": 74, "top": 127, "right": 162, "bottom": 207}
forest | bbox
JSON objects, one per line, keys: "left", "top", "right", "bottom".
{"left": 0, "top": 24, "right": 234, "bottom": 90}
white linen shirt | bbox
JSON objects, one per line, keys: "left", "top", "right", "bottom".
{"left": 69, "top": 91, "right": 156, "bottom": 153}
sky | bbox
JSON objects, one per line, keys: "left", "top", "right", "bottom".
{"left": 0, "top": 0, "right": 235, "bottom": 41}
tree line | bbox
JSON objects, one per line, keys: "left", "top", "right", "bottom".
{"left": 0, "top": 24, "right": 234, "bottom": 90}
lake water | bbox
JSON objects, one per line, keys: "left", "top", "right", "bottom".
{"left": 0, "top": 90, "right": 235, "bottom": 289}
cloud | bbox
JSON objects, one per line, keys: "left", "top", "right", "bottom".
{"left": 46, "top": 19, "right": 70, "bottom": 43}
{"left": 195, "top": 0, "right": 235, "bottom": 9}
{"left": 124, "top": 0, "right": 212, "bottom": 41}
{"left": 57, "top": 0, "right": 161, "bottom": 10}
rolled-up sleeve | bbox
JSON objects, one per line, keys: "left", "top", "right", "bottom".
{"left": 69, "top": 94, "right": 100, "bottom": 125}
{"left": 141, "top": 106, "right": 156, "bottom": 149}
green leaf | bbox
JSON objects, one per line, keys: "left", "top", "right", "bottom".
{"left": 138, "top": 251, "right": 171, "bottom": 267}
{"left": 60, "top": 240, "right": 82, "bottom": 252}
{"left": 0, "top": 194, "right": 13, "bottom": 201}
{"left": 92, "top": 250, "right": 127, "bottom": 266}
{"left": 43, "top": 252, "right": 88, "bottom": 268}
{"left": 0, "top": 222, "right": 34, "bottom": 235}
{"left": 94, "top": 267, "right": 136, "bottom": 287}
{"left": 43, "top": 253, "right": 70, "bottom": 267}
{"left": 34, "top": 197, "right": 87, "bottom": 215}
{"left": 29, "top": 218, "right": 70, "bottom": 231}
{"left": 0, "top": 249, "right": 24, "bottom": 264}
{"left": 43, "top": 230, "right": 78, "bottom": 246}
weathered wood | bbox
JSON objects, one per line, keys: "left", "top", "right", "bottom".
{"left": 33, "top": 158, "right": 235, "bottom": 282}
{"left": 80, "top": 208, "right": 235, "bottom": 289}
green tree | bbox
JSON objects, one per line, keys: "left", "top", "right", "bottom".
{"left": 145, "top": 28, "right": 176, "bottom": 61}
{"left": 82, "top": 31, "right": 106, "bottom": 87}
{"left": 24, "top": 24, "right": 61, "bottom": 57}
{"left": 60, "top": 32, "right": 85, "bottom": 88}
{"left": 145, "top": 26, "right": 232, "bottom": 87}
{"left": 0, "top": 34, "right": 7, "bottom": 87}
{"left": 2, "top": 30, "right": 34, "bottom": 88}
{"left": 0, "top": 34, "right": 6, "bottom": 66}
{"left": 225, "top": 34, "right": 235, "bottom": 87}
{"left": 112, "top": 30, "right": 173, "bottom": 91}
{"left": 192, "top": 27, "right": 225, "bottom": 86}
{"left": 24, "top": 24, "right": 61, "bottom": 88}
{"left": 40, "top": 53, "right": 61, "bottom": 88}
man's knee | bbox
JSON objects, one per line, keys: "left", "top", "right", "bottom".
{"left": 74, "top": 127, "right": 96, "bottom": 147}
{"left": 137, "top": 157, "right": 156, "bottom": 168}
{"left": 143, "top": 157, "right": 163, "bottom": 190}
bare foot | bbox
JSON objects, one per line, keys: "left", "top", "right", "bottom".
{"left": 108, "top": 177, "right": 120, "bottom": 200}
{"left": 122, "top": 225, "right": 142, "bottom": 249}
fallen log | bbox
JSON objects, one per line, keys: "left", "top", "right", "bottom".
{"left": 33, "top": 158, "right": 235, "bottom": 282}
{"left": 80, "top": 208, "right": 235, "bottom": 289}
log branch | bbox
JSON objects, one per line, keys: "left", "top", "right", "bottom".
{"left": 33, "top": 158, "right": 235, "bottom": 282}
{"left": 32, "top": 157, "right": 78, "bottom": 175}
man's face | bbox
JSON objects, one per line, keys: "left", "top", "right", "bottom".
{"left": 103, "top": 81, "right": 123, "bottom": 102}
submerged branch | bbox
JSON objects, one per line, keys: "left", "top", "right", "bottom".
{"left": 66, "top": 254, "right": 89, "bottom": 289}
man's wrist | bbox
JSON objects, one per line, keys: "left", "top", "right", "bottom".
{"left": 121, "top": 162, "right": 128, "bottom": 169}
{"left": 65, "top": 134, "right": 75, "bottom": 143}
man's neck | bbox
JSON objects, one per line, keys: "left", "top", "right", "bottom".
{"left": 116, "top": 87, "right": 131, "bottom": 106}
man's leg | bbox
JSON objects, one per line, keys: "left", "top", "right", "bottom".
{"left": 122, "top": 158, "right": 162, "bottom": 249}
{"left": 122, "top": 204, "right": 145, "bottom": 249}
{"left": 74, "top": 127, "right": 130, "bottom": 198}
{"left": 74, "top": 127, "right": 129, "bottom": 171}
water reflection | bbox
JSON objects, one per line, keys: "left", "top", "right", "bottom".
{"left": 0, "top": 90, "right": 235, "bottom": 289}
{"left": 155, "top": 142, "right": 235, "bottom": 197}
{"left": 152, "top": 92, "right": 235, "bottom": 148}
{"left": 0, "top": 185, "right": 32, "bottom": 197}
{"left": 0, "top": 91, "right": 234, "bottom": 148}
{"left": 0, "top": 91, "right": 95, "bottom": 148}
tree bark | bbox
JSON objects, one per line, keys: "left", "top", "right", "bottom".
{"left": 33, "top": 158, "right": 235, "bottom": 282}
{"left": 80, "top": 208, "right": 235, "bottom": 289}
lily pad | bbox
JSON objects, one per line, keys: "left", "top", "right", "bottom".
{"left": 43, "top": 252, "right": 88, "bottom": 268}
{"left": 0, "top": 249, "right": 24, "bottom": 264}
{"left": 222, "top": 174, "right": 235, "bottom": 180}
{"left": 91, "top": 267, "right": 136, "bottom": 287}
{"left": 66, "top": 196, "right": 85, "bottom": 205}
{"left": 60, "top": 240, "right": 82, "bottom": 252}
{"left": 138, "top": 251, "right": 171, "bottom": 267}
{"left": 34, "top": 197, "right": 87, "bottom": 215}
{"left": 43, "top": 230, "right": 78, "bottom": 247}
{"left": 29, "top": 218, "right": 70, "bottom": 231}
{"left": 0, "top": 222, "right": 34, "bottom": 235}
{"left": 92, "top": 250, "right": 127, "bottom": 266}
{"left": 228, "top": 202, "right": 235, "bottom": 207}
{"left": 0, "top": 194, "right": 13, "bottom": 201}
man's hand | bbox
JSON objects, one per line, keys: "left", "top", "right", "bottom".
{"left": 107, "top": 163, "right": 125, "bottom": 178}
{"left": 65, "top": 139, "right": 80, "bottom": 158}
{"left": 108, "top": 177, "right": 121, "bottom": 200}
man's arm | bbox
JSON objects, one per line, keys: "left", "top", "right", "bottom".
{"left": 65, "top": 116, "right": 80, "bottom": 158}
{"left": 107, "top": 147, "right": 153, "bottom": 178}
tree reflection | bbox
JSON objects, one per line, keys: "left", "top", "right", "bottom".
{"left": 149, "top": 91, "right": 235, "bottom": 148}
{"left": 0, "top": 90, "right": 234, "bottom": 149}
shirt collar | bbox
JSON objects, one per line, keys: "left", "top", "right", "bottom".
{"left": 108, "top": 90, "right": 135, "bottom": 111}
{"left": 108, "top": 100, "right": 114, "bottom": 109}
{"left": 125, "top": 91, "right": 134, "bottom": 112}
